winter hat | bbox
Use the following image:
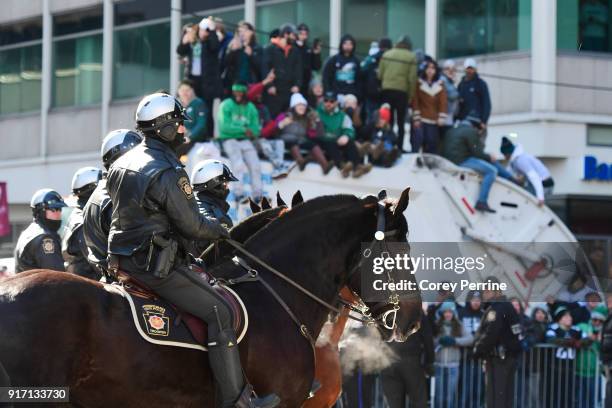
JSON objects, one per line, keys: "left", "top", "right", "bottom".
{"left": 396, "top": 35, "right": 412, "bottom": 49}
{"left": 591, "top": 304, "right": 608, "bottom": 321}
{"left": 198, "top": 17, "right": 216, "bottom": 31}
{"left": 342, "top": 94, "right": 358, "bottom": 109}
{"left": 290, "top": 93, "right": 308, "bottom": 109}
{"left": 553, "top": 305, "right": 570, "bottom": 323}
{"left": 466, "top": 290, "right": 482, "bottom": 302}
{"left": 438, "top": 301, "right": 457, "bottom": 316}
{"left": 443, "top": 59, "right": 456, "bottom": 70}
{"left": 500, "top": 136, "right": 516, "bottom": 156}
{"left": 378, "top": 103, "right": 391, "bottom": 123}
{"left": 464, "top": 58, "right": 477, "bottom": 70}
{"left": 379, "top": 37, "right": 392, "bottom": 51}
{"left": 368, "top": 41, "right": 380, "bottom": 56}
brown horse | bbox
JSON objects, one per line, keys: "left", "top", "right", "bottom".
{"left": 0, "top": 190, "right": 420, "bottom": 408}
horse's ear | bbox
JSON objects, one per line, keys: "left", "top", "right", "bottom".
{"left": 291, "top": 190, "right": 304, "bottom": 207}
{"left": 393, "top": 187, "right": 410, "bottom": 216}
{"left": 249, "top": 198, "right": 261, "bottom": 214}
{"left": 276, "top": 191, "right": 287, "bottom": 207}
{"left": 261, "top": 196, "right": 271, "bottom": 210}
{"left": 377, "top": 190, "right": 388, "bottom": 200}
{"left": 361, "top": 194, "right": 378, "bottom": 208}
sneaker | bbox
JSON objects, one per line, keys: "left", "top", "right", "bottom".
{"left": 475, "top": 201, "right": 496, "bottom": 213}
{"left": 370, "top": 143, "right": 386, "bottom": 161}
{"left": 352, "top": 163, "right": 373, "bottom": 178}
{"left": 340, "top": 162, "right": 353, "bottom": 178}
{"left": 284, "top": 161, "right": 297, "bottom": 173}
{"left": 271, "top": 168, "right": 289, "bottom": 180}
{"left": 356, "top": 141, "right": 371, "bottom": 157}
{"left": 322, "top": 160, "right": 334, "bottom": 175}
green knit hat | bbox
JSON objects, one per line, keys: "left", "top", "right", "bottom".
{"left": 591, "top": 304, "right": 608, "bottom": 321}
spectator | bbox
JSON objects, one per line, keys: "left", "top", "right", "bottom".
{"left": 317, "top": 92, "right": 372, "bottom": 178}
{"left": 600, "top": 303, "right": 612, "bottom": 408}
{"left": 434, "top": 301, "right": 472, "bottom": 408}
{"left": 576, "top": 305, "right": 607, "bottom": 408}
{"left": 500, "top": 136, "right": 555, "bottom": 206}
{"left": 412, "top": 60, "right": 447, "bottom": 153}
{"left": 361, "top": 37, "right": 392, "bottom": 120}
{"left": 441, "top": 120, "right": 510, "bottom": 213}
{"left": 457, "top": 290, "right": 484, "bottom": 408}
{"left": 176, "top": 17, "right": 222, "bottom": 139}
{"left": 262, "top": 92, "right": 333, "bottom": 175}
{"left": 341, "top": 94, "right": 362, "bottom": 135}
{"left": 214, "top": 18, "right": 233, "bottom": 80}
{"left": 358, "top": 104, "right": 400, "bottom": 167}
{"left": 378, "top": 35, "right": 417, "bottom": 152}
{"left": 382, "top": 313, "right": 434, "bottom": 408}
{"left": 322, "top": 34, "right": 361, "bottom": 102}
{"left": 426, "top": 283, "right": 459, "bottom": 334}
{"left": 440, "top": 59, "right": 459, "bottom": 141}
{"left": 307, "top": 76, "right": 324, "bottom": 108}
{"left": 217, "top": 81, "right": 263, "bottom": 202}
{"left": 224, "top": 22, "right": 263, "bottom": 91}
{"left": 457, "top": 58, "right": 491, "bottom": 137}
{"left": 295, "top": 23, "right": 322, "bottom": 96}
{"left": 177, "top": 80, "right": 221, "bottom": 177}
{"left": 546, "top": 306, "right": 589, "bottom": 408}
{"left": 263, "top": 24, "right": 303, "bottom": 117}
{"left": 525, "top": 306, "right": 549, "bottom": 408}
{"left": 246, "top": 70, "right": 290, "bottom": 179}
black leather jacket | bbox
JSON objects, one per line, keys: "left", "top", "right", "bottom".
{"left": 192, "top": 192, "right": 233, "bottom": 257}
{"left": 106, "top": 137, "right": 226, "bottom": 271}
{"left": 473, "top": 297, "right": 523, "bottom": 359}
{"left": 62, "top": 202, "right": 98, "bottom": 279}
{"left": 83, "top": 178, "right": 112, "bottom": 273}
{"left": 14, "top": 220, "right": 65, "bottom": 272}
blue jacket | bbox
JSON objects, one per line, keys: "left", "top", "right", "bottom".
{"left": 457, "top": 73, "right": 491, "bottom": 125}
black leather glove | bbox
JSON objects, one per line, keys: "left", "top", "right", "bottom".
{"left": 211, "top": 222, "right": 230, "bottom": 240}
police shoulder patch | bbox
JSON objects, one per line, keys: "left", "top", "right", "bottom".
{"left": 42, "top": 237, "right": 56, "bottom": 254}
{"left": 177, "top": 176, "right": 194, "bottom": 200}
{"left": 486, "top": 310, "right": 496, "bottom": 322}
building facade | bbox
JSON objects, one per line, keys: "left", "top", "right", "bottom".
{"left": 1, "top": 0, "right": 612, "bottom": 271}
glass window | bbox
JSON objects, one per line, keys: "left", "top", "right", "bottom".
{"left": 342, "top": 0, "right": 385, "bottom": 57}
{"left": 387, "top": 0, "right": 425, "bottom": 50}
{"left": 558, "top": 0, "right": 612, "bottom": 52}
{"left": 0, "top": 19, "right": 42, "bottom": 46}
{"left": 297, "top": 0, "right": 330, "bottom": 58}
{"left": 256, "top": 1, "right": 297, "bottom": 45}
{"left": 183, "top": 0, "right": 243, "bottom": 14}
{"left": 113, "top": 22, "right": 171, "bottom": 100}
{"left": 115, "top": 0, "right": 170, "bottom": 26}
{"left": 438, "top": 0, "right": 531, "bottom": 59}
{"left": 0, "top": 44, "right": 42, "bottom": 115}
{"left": 53, "top": 7, "right": 103, "bottom": 36}
{"left": 52, "top": 34, "right": 103, "bottom": 107}
{"left": 587, "top": 124, "right": 612, "bottom": 146}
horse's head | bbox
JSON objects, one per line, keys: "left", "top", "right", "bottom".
{"left": 345, "top": 187, "right": 422, "bottom": 342}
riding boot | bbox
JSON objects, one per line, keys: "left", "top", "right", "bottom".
{"left": 290, "top": 145, "right": 307, "bottom": 171}
{"left": 310, "top": 145, "right": 334, "bottom": 175}
{"left": 208, "top": 328, "right": 280, "bottom": 408}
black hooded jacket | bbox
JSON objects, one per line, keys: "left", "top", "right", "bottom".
{"left": 322, "top": 34, "right": 361, "bottom": 99}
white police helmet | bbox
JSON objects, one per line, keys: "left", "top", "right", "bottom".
{"left": 101, "top": 129, "right": 142, "bottom": 169}
{"left": 191, "top": 160, "right": 238, "bottom": 198}
{"left": 71, "top": 166, "right": 102, "bottom": 197}
{"left": 135, "top": 93, "right": 191, "bottom": 142}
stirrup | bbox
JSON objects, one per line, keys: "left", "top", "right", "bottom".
{"left": 235, "top": 384, "right": 280, "bottom": 408}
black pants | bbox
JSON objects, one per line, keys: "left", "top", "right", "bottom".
{"left": 189, "top": 75, "right": 216, "bottom": 139}
{"left": 381, "top": 356, "right": 427, "bottom": 408}
{"left": 380, "top": 89, "right": 408, "bottom": 150}
{"left": 485, "top": 356, "right": 517, "bottom": 408}
{"left": 318, "top": 139, "right": 360, "bottom": 167}
{"left": 264, "top": 89, "right": 291, "bottom": 118}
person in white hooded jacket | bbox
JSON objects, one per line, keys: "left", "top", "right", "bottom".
{"left": 500, "top": 136, "right": 554, "bottom": 206}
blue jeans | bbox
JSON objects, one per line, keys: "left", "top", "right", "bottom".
{"left": 435, "top": 365, "right": 459, "bottom": 408}
{"left": 577, "top": 375, "right": 600, "bottom": 408}
{"left": 460, "top": 158, "right": 498, "bottom": 204}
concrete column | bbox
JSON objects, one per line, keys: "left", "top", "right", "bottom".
{"left": 169, "top": 0, "right": 182, "bottom": 96}
{"left": 425, "top": 0, "right": 438, "bottom": 58}
{"left": 330, "top": 0, "right": 342, "bottom": 55}
{"left": 531, "top": 0, "right": 557, "bottom": 112}
{"left": 101, "top": 0, "right": 114, "bottom": 138}
{"left": 245, "top": 0, "right": 256, "bottom": 25}
{"left": 40, "top": 0, "right": 52, "bottom": 158}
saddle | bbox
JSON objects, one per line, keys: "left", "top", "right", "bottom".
{"left": 106, "top": 266, "right": 248, "bottom": 352}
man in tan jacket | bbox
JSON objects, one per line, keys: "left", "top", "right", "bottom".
{"left": 378, "top": 35, "right": 417, "bottom": 152}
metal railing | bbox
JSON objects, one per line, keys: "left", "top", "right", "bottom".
{"left": 337, "top": 344, "right": 607, "bottom": 408}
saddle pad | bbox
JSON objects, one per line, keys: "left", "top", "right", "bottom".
{"left": 106, "top": 283, "right": 249, "bottom": 352}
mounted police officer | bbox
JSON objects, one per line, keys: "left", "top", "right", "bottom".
{"left": 190, "top": 159, "right": 238, "bottom": 257}
{"left": 62, "top": 166, "right": 102, "bottom": 279}
{"left": 105, "top": 93, "right": 279, "bottom": 408}
{"left": 473, "top": 277, "right": 523, "bottom": 408}
{"left": 14, "top": 189, "right": 67, "bottom": 272}
{"left": 82, "top": 129, "right": 142, "bottom": 278}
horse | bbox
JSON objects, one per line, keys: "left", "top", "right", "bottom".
{"left": 0, "top": 189, "right": 420, "bottom": 407}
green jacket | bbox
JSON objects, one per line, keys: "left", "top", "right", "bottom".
{"left": 184, "top": 97, "right": 207, "bottom": 143}
{"left": 316, "top": 104, "right": 354, "bottom": 142}
{"left": 217, "top": 98, "right": 261, "bottom": 140}
{"left": 576, "top": 322, "right": 600, "bottom": 377}
{"left": 441, "top": 124, "right": 489, "bottom": 165}
{"left": 378, "top": 46, "right": 417, "bottom": 99}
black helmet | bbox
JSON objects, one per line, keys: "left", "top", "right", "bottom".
{"left": 191, "top": 160, "right": 238, "bottom": 199}
{"left": 30, "top": 188, "right": 66, "bottom": 218}
{"left": 135, "top": 93, "right": 191, "bottom": 143}
{"left": 101, "top": 129, "right": 142, "bottom": 169}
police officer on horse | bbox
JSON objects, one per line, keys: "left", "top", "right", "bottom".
{"left": 105, "top": 92, "right": 279, "bottom": 408}
{"left": 14, "top": 189, "right": 67, "bottom": 272}
{"left": 82, "top": 129, "right": 142, "bottom": 278}
{"left": 62, "top": 166, "right": 102, "bottom": 279}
